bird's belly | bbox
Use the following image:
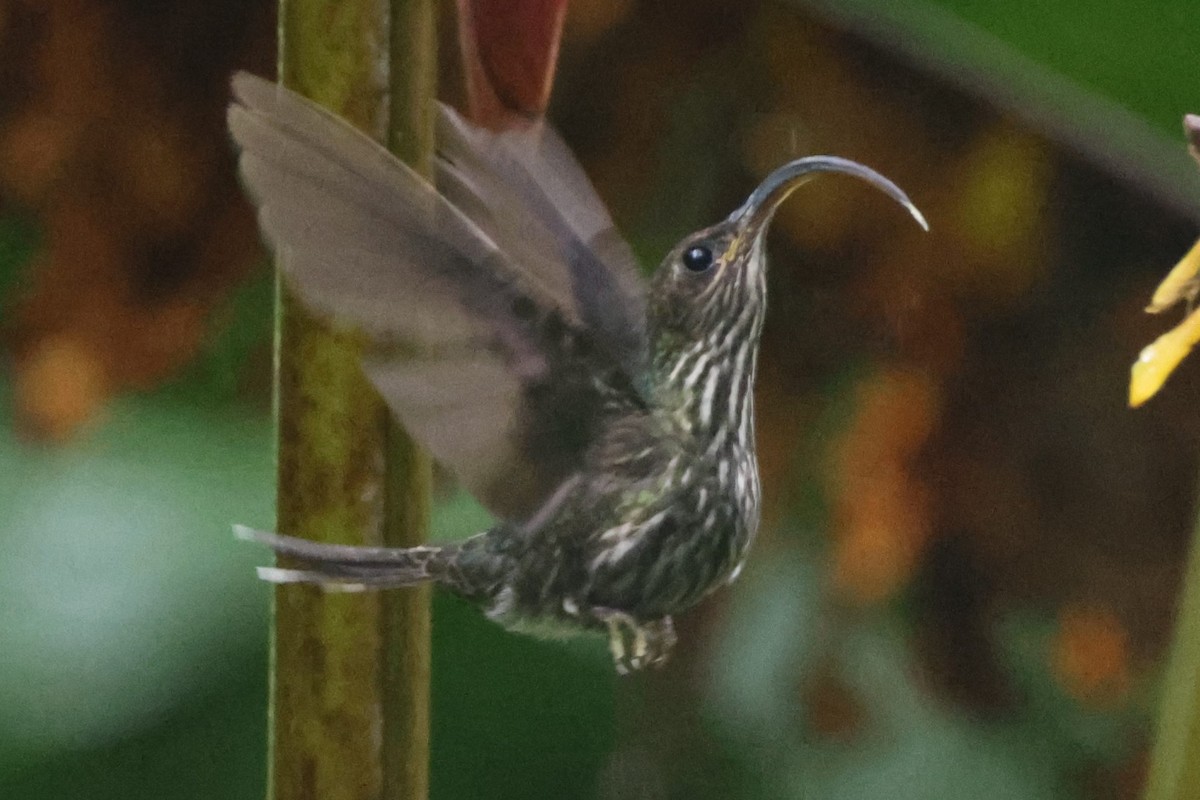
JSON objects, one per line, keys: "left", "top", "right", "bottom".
{"left": 580, "top": 498, "right": 751, "bottom": 619}
{"left": 478, "top": 519, "right": 755, "bottom": 646}
{"left": 489, "top": 453, "right": 760, "bottom": 629}
{"left": 488, "top": 606, "right": 591, "bottom": 640}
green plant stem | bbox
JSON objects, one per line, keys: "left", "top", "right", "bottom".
{"left": 270, "top": 2, "right": 434, "bottom": 799}
{"left": 1145, "top": 497, "right": 1200, "bottom": 800}
{"left": 381, "top": 9, "right": 437, "bottom": 798}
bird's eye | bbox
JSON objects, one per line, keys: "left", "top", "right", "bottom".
{"left": 682, "top": 245, "right": 714, "bottom": 272}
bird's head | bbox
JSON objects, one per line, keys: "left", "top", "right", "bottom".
{"left": 648, "top": 157, "right": 928, "bottom": 353}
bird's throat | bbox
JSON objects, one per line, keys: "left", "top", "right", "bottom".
{"left": 656, "top": 323, "right": 762, "bottom": 456}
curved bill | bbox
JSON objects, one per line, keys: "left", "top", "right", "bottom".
{"left": 732, "top": 155, "right": 928, "bottom": 233}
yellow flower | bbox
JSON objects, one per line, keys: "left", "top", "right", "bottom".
{"left": 1130, "top": 238, "right": 1200, "bottom": 407}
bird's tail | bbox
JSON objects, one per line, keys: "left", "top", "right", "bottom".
{"left": 234, "top": 524, "right": 448, "bottom": 592}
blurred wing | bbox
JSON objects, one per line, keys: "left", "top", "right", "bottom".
{"left": 434, "top": 107, "right": 648, "bottom": 375}
{"left": 228, "top": 73, "right": 640, "bottom": 520}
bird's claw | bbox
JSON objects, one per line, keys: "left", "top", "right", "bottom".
{"left": 594, "top": 609, "right": 676, "bottom": 674}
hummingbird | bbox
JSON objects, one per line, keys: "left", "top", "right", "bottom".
{"left": 229, "top": 72, "right": 926, "bottom": 673}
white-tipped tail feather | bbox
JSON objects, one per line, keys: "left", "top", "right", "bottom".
{"left": 234, "top": 523, "right": 444, "bottom": 590}
{"left": 255, "top": 566, "right": 373, "bottom": 593}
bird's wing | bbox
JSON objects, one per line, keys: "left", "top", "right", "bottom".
{"left": 228, "top": 72, "right": 645, "bottom": 521}
{"left": 434, "top": 108, "right": 647, "bottom": 375}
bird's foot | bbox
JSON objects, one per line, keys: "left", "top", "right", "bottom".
{"left": 593, "top": 609, "right": 676, "bottom": 675}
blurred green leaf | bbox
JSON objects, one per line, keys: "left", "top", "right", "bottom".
{"left": 0, "top": 387, "right": 274, "bottom": 769}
